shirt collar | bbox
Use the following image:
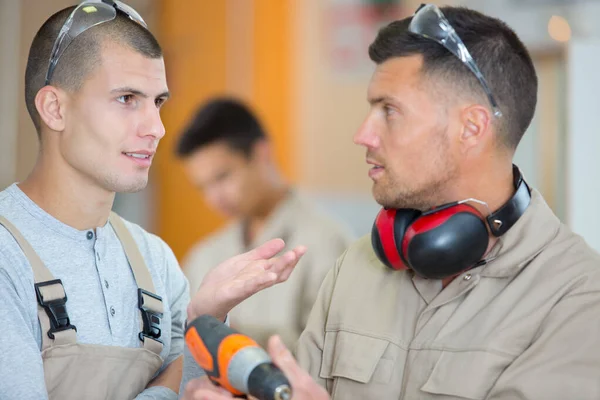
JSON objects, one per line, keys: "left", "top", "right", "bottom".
{"left": 479, "top": 189, "right": 561, "bottom": 278}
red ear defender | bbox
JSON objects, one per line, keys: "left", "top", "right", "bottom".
{"left": 371, "top": 208, "right": 420, "bottom": 271}
{"left": 371, "top": 203, "right": 489, "bottom": 279}
{"left": 371, "top": 166, "right": 531, "bottom": 279}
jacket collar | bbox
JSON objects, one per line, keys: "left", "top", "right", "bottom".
{"left": 479, "top": 189, "right": 561, "bottom": 278}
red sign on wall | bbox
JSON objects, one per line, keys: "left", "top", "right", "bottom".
{"left": 325, "top": 1, "right": 409, "bottom": 77}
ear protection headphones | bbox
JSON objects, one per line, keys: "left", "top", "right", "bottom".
{"left": 371, "top": 165, "right": 531, "bottom": 279}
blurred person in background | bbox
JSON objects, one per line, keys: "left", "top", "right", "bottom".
{"left": 0, "top": 2, "right": 304, "bottom": 399}
{"left": 175, "top": 97, "right": 353, "bottom": 348}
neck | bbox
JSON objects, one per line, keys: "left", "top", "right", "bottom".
{"left": 453, "top": 159, "right": 515, "bottom": 219}
{"left": 244, "top": 184, "right": 289, "bottom": 246}
{"left": 441, "top": 159, "right": 516, "bottom": 289}
{"left": 19, "top": 151, "right": 115, "bottom": 231}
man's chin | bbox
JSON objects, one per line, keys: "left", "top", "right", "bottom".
{"left": 372, "top": 190, "right": 394, "bottom": 209}
{"left": 112, "top": 178, "right": 149, "bottom": 194}
{"left": 372, "top": 188, "right": 417, "bottom": 210}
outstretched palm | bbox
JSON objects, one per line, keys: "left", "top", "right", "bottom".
{"left": 188, "top": 238, "right": 307, "bottom": 322}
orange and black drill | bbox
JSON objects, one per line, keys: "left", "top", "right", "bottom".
{"left": 185, "top": 314, "right": 292, "bottom": 400}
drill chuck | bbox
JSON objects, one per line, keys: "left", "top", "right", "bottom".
{"left": 246, "top": 360, "right": 292, "bottom": 400}
{"left": 274, "top": 385, "right": 292, "bottom": 400}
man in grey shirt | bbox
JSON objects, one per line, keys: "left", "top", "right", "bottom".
{"left": 0, "top": 2, "right": 305, "bottom": 399}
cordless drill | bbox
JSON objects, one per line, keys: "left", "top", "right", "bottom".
{"left": 185, "top": 314, "right": 292, "bottom": 400}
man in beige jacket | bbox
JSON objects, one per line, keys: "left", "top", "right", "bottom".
{"left": 293, "top": 4, "right": 600, "bottom": 400}
{"left": 183, "top": 4, "right": 600, "bottom": 400}
{"left": 176, "top": 98, "right": 352, "bottom": 349}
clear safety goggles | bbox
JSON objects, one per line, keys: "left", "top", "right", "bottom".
{"left": 408, "top": 3, "right": 502, "bottom": 117}
{"left": 45, "top": 0, "right": 147, "bottom": 86}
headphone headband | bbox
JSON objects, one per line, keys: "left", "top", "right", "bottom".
{"left": 486, "top": 165, "right": 530, "bottom": 236}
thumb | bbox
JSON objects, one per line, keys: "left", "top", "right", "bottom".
{"left": 267, "top": 335, "right": 304, "bottom": 381}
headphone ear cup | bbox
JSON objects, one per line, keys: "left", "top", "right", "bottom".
{"left": 403, "top": 204, "right": 488, "bottom": 279}
{"left": 371, "top": 208, "right": 421, "bottom": 270}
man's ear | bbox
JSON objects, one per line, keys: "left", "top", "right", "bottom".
{"left": 34, "top": 86, "right": 67, "bottom": 132}
{"left": 251, "top": 139, "right": 272, "bottom": 164}
{"left": 459, "top": 104, "right": 491, "bottom": 150}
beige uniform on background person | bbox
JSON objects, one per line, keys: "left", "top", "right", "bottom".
{"left": 184, "top": 190, "right": 352, "bottom": 348}
{"left": 175, "top": 97, "right": 352, "bottom": 349}
{"left": 296, "top": 190, "right": 600, "bottom": 399}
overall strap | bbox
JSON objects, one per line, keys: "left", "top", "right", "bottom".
{"left": 109, "top": 212, "right": 163, "bottom": 355}
{"left": 0, "top": 216, "right": 77, "bottom": 351}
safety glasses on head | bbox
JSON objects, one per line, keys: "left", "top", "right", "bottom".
{"left": 408, "top": 3, "right": 502, "bottom": 118}
{"left": 45, "top": 0, "right": 147, "bottom": 86}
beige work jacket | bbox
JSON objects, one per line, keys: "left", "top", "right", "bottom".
{"left": 297, "top": 190, "right": 600, "bottom": 400}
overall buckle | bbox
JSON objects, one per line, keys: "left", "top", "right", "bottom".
{"left": 138, "top": 288, "right": 162, "bottom": 343}
{"left": 35, "top": 279, "right": 77, "bottom": 339}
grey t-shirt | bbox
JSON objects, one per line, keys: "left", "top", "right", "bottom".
{"left": 0, "top": 183, "right": 200, "bottom": 399}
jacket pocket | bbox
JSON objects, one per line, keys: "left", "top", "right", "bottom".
{"left": 421, "top": 350, "right": 513, "bottom": 400}
{"left": 320, "top": 330, "right": 400, "bottom": 399}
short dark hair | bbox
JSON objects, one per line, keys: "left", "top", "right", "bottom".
{"left": 25, "top": 6, "right": 163, "bottom": 136}
{"left": 175, "top": 98, "right": 266, "bottom": 158}
{"left": 369, "top": 6, "right": 537, "bottom": 149}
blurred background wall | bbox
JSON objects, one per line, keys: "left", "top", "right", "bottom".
{"left": 1, "top": 0, "right": 598, "bottom": 261}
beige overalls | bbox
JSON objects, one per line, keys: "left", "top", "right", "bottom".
{"left": 0, "top": 213, "right": 166, "bottom": 399}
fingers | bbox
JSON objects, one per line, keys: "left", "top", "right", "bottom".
{"left": 188, "top": 389, "right": 234, "bottom": 400}
{"left": 294, "top": 246, "right": 308, "bottom": 258}
{"left": 265, "top": 246, "right": 307, "bottom": 273}
{"left": 276, "top": 258, "right": 298, "bottom": 283}
{"left": 267, "top": 335, "right": 306, "bottom": 381}
{"left": 268, "top": 336, "right": 331, "bottom": 400}
{"left": 240, "top": 238, "right": 286, "bottom": 262}
{"left": 235, "top": 246, "right": 306, "bottom": 292}
{"left": 238, "top": 270, "right": 279, "bottom": 295}
{"left": 184, "top": 376, "right": 228, "bottom": 393}
{"left": 192, "top": 242, "right": 307, "bottom": 322}
{"left": 185, "top": 376, "right": 212, "bottom": 391}
{"left": 264, "top": 246, "right": 306, "bottom": 284}
{"left": 184, "top": 377, "right": 233, "bottom": 399}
